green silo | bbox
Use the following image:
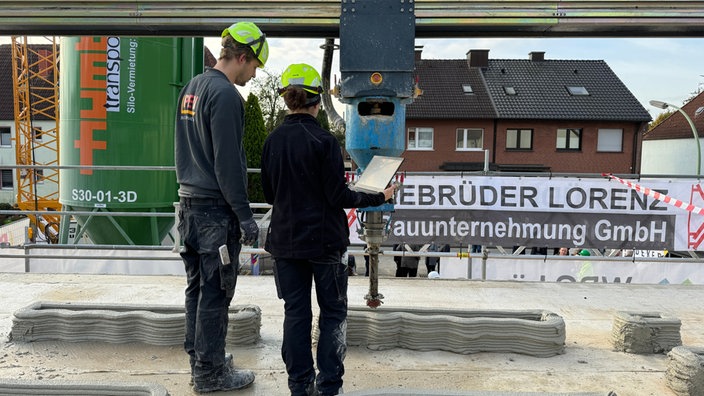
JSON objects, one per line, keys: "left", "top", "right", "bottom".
{"left": 59, "top": 37, "right": 204, "bottom": 245}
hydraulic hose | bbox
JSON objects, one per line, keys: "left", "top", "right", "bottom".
{"left": 321, "top": 38, "right": 345, "bottom": 131}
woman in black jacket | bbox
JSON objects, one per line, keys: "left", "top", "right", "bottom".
{"left": 260, "top": 63, "right": 395, "bottom": 396}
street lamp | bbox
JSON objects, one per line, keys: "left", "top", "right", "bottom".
{"left": 649, "top": 100, "right": 701, "bottom": 177}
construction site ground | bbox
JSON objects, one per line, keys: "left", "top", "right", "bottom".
{"left": 1, "top": 256, "right": 703, "bottom": 396}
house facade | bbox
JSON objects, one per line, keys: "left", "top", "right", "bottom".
{"left": 403, "top": 48, "right": 651, "bottom": 174}
{"left": 641, "top": 91, "right": 704, "bottom": 176}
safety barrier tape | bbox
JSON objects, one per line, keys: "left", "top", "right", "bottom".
{"left": 602, "top": 173, "right": 704, "bottom": 215}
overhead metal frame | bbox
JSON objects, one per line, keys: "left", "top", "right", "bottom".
{"left": 1, "top": 1, "right": 704, "bottom": 37}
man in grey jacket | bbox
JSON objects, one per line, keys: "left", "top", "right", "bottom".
{"left": 174, "top": 21, "right": 268, "bottom": 394}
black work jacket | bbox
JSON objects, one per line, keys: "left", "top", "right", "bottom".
{"left": 261, "top": 113, "right": 386, "bottom": 259}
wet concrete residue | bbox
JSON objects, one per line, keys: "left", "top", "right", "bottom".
{"left": 323, "top": 306, "right": 565, "bottom": 358}
{"left": 611, "top": 311, "right": 681, "bottom": 354}
{"left": 0, "top": 378, "right": 169, "bottom": 395}
{"left": 9, "top": 301, "right": 261, "bottom": 346}
{"left": 666, "top": 346, "right": 704, "bottom": 396}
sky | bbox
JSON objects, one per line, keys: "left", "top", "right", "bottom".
{"left": 3, "top": 36, "right": 701, "bottom": 119}
{"left": 204, "top": 36, "right": 704, "bottom": 120}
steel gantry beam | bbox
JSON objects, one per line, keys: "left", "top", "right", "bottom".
{"left": 1, "top": 1, "right": 704, "bottom": 37}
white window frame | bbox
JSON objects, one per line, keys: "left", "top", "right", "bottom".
{"left": 597, "top": 128, "right": 623, "bottom": 152}
{"left": 456, "top": 128, "right": 484, "bottom": 151}
{"left": 407, "top": 127, "right": 434, "bottom": 150}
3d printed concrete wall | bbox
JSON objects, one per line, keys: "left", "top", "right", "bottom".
{"left": 611, "top": 311, "right": 681, "bottom": 354}
{"left": 317, "top": 306, "right": 566, "bottom": 358}
{"left": 666, "top": 346, "right": 704, "bottom": 396}
{"left": 10, "top": 301, "right": 261, "bottom": 346}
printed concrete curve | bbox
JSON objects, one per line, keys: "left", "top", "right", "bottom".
{"left": 317, "top": 306, "right": 566, "bottom": 358}
{"left": 0, "top": 378, "right": 169, "bottom": 395}
{"left": 9, "top": 301, "right": 261, "bottom": 345}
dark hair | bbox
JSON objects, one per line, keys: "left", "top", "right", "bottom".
{"left": 281, "top": 86, "right": 321, "bottom": 111}
{"left": 219, "top": 35, "right": 257, "bottom": 63}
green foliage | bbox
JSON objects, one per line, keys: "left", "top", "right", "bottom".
{"left": 243, "top": 93, "right": 267, "bottom": 207}
{"left": 648, "top": 109, "right": 675, "bottom": 131}
{"left": 0, "top": 202, "right": 24, "bottom": 225}
{"left": 250, "top": 70, "right": 287, "bottom": 133}
{"left": 317, "top": 108, "right": 346, "bottom": 148}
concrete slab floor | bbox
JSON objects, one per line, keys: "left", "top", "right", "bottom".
{"left": 1, "top": 270, "right": 703, "bottom": 396}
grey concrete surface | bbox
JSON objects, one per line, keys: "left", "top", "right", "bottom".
{"left": 1, "top": 267, "right": 704, "bottom": 396}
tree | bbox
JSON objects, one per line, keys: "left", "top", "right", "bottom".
{"left": 250, "top": 70, "right": 287, "bottom": 133}
{"left": 243, "top": 93, "right": 268, "bottom": 208}
{"left": 648, "top": 109, "right": 675, "bottom": 131}
{"left": 317, "top": 108, "right": 346, "bottom": 147}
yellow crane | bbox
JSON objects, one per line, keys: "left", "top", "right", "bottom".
{"left": 10, "top": 35, "right": 61, "bottom": 243}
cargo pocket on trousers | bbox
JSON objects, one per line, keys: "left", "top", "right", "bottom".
{"left": 220, "top": 263, "right": 236, "bottom": 292}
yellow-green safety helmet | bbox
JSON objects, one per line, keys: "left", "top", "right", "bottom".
{"left": 221, "top": 21, "right": 269, "bottom": 68}
{"left": 280, "top": 63, "right": 323, "bottom": 95}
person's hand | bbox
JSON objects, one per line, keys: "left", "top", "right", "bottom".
{"left": 239, "top": 218, "right": 259, "bottom": 246}
{"left": 383, "top": 183, "right": 399, "bottom": 201}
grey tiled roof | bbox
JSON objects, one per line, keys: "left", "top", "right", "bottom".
{"left": 484, "top": 59, "right": 650, "bottom": 121}
{"left": 407, "top": 55, "right": 651, "bottom": 123}
{"left": 408, "top": 59, "right": 496, "bottom": 119}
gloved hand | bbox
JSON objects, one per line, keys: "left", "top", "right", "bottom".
{"left": 239, "top": 218, "right": 259, "bottom": 246}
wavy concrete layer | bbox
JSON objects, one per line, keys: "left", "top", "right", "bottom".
{"left": 0, "top": 378, "right": 169, "bottom": 395}
{"left": 345, "top": 390, "right": 613, "bottom": 396}
{"left": 611, "top": 311, "right": 681, "bottom": 354}
{"left": 339, "top": 306, "right": 565, "bottom": 358}
{"left": 9, "top": 301, "right": 260, "bottom": 346}
{"left": 666, "top": 346, "right": 704, "bottom": 396}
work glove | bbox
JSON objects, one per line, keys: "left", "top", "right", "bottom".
{"left": 239, "top": 217, "right": 259, "bottom": 246}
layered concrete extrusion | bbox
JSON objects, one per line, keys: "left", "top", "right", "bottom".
{"left": 666, "top": 346, "right": 704, "bottom": 396}
{"left": 0, "top": 378, "right": 169, "bottom": 395}
{"left": 327, "top": 306, "right": 566, "bottom": 358}
{"left": 10, "top": 301, "right": 261, "bottom": 345}
{"left": 611, "top": 311, "right": 682, "bottom": 354}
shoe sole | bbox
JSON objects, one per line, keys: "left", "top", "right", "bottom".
{"left": 193, "top": 378, "right": 254, "bottom": 394}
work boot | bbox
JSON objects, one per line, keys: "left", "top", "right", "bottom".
{"left": 305, "top": 381, "right": 319, "bottom": 396}
{"left": 192, "top": 366, "right": 255, "bottom": 393}
{"left": 189, "top": 353, "right": 234, "bottom": 386}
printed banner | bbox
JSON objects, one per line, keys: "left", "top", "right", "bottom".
{"left": 354, "top": 175, "right": 702, "bottom": 251}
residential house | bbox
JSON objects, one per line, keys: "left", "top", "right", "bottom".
{"left": 641, "top": 91, "right": 704, "bottom": 176}
{"left": 0, "top": 43, "right": 57, "bottom": 204}
{"left": 404, "top": 48, "right": 652, "bottom": 174}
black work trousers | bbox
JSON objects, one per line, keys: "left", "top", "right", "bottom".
{"left": 273, "top": 252, "right": 348, "bottom": 396}
{"left": 178, "top": 199, "right": 241, "bottom": 380}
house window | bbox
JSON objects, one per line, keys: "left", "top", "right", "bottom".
{"left": 557, "top": 128, "right": 582, "bottom": 150}
{"left": 33, "top": 127, "right": 43, "bottom": 141}
{"left": 597, "top": 129, "right": 623, "bottom": 152}
{"left": 20, "top": 169, "right": 44, "bottom": 184}
{"left": 566, "top": 86, "right": 589, "bottom": 96}
{"left": 456, "top": 128, "right": 483, "bottom": 150}
{"left": 408, "top": 127, "right": 433, "bottom": 150}
{"left": 1, "top": 127, "right": 10, "bottom": 147}
{"left": 506, "top": 129, "right": 533, "bottom": 150}
{"left": 504, "top": 86, "right": 517, "bottom": 95}
{"left": 1, "top": 169, "right": 13, "bottom": 189}
{"left": 461, "top": 84, "right": 473, "bottom": 95}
